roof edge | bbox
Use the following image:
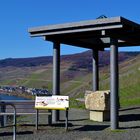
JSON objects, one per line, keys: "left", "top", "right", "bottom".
{"left": 28, "top": 16, "right": 122, "bottom": 34}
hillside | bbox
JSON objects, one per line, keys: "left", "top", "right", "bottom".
{"left": 0, "top": 50, "right": 139, "bottom": 68}
{"left": 0, "top": 50, "right": 139, "bottom": 107}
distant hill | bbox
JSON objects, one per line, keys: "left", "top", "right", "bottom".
{"left": 0, "top": 50, "right": 139, "bottom": 107}
{"left": 0, "top": 51, "right": 139, "bottom": 69}
{"left": 0, "top": 56, "right": 52, "bottom": 67}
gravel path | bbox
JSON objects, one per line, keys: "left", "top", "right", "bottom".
{"left": 0, "top": 106, "right": 140, "bottom": 140}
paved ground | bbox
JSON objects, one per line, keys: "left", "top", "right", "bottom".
{"left": 0, "top": 106, "right": 140, "bottom": 140}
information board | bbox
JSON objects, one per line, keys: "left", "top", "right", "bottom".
{"left": 35, "top": 95, "right": 69, "bottom": 110}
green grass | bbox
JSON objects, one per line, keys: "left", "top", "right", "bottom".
{"left": 61, "top": 81, "right": 82, "bottom": 95}
{"left": 98, "top": 56, "right": 140, "bottom": 108}
{"left": 17, "top": 79, "right": 28, "bottom": 85}
{"left": 29, "top": 69, "right": 52, "bottom": 81}
{"left": 120, "top": 98, "right": 140, "bottom": 107}
{"left": 22, "top": 79, "right": 52, "bottom": 89}
{"left": 118, "top": 60, "right": 140, "bottom": 107}
{"left": 110, "top": 129, "right": 126, "bottom": 133}
{"left": 70, "top": 98, "right": 85, "bottom": 109}
{"left": 74, "top": 73, "right": 92, "bottom": 82}
{"left": 0, "top": 79, "right": 18, "bottom": 85}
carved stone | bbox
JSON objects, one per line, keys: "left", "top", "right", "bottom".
{"left": 85, "top": 90, "right": 110, "bottom": 122}
{"left": 85, "top": 90, "right": 110, "bottom": 111}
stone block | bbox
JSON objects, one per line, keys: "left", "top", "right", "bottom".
{"left": 85, "top": 90, "right": 110, "bottom": 111}
{"left": 90, "top": 110, "right": 110, "bottom": 122}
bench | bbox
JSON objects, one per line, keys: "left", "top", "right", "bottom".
{"left": 0, "top": 100, "right": 52, "bottom": 129}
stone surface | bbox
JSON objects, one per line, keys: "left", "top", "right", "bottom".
{"left": 85, "top": 90, "right": 110, "bottom": 111}
{"left": 90, "top": 110, "right": 110, "bottom": 122}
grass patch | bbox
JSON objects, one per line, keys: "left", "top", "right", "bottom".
{"left": 110, "top": 129, "right": 126, "bottom": 133}
{"left": 120, "top": 98, "right": 140, "bottom": 107}
{"left": 61, "top": 81, "right": 82, "bottom": 95}
{"left": 23, "top": 79, "right": 52, "bottom": 89}
{"left": 0, "top": 79, "right": 16, "bottom": 85}
{"left": 70, "top": 98, "right": 85, "bottom": 109}
{"left": 29, "top": 69, "right": 52, "bottom": 81}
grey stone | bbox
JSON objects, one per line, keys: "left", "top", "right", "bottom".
{"left": 85, "top": 90, "right": 110, "bottom": 111}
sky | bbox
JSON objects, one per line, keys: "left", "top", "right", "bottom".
{"left": 0, "top": 0, "right": 140, "bottom": 59}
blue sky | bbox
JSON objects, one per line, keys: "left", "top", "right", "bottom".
{"left": 0, "top": 0, "right": 140, "bottom": 59}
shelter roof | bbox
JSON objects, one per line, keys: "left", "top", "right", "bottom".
{"left": 29, "top": 17, "right": 140, "bottom": 50}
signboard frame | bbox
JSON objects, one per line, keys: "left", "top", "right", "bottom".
{"left": 35, "top": 95, "right": 69, "bottom": 110}
{"left": 35, "top": 95, "right": 69, "bottom": 131}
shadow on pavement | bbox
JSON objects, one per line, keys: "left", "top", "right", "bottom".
{"left": 50, "top": 122, "right": 73, "bottom": 127}
{"left": 18, "top": 123, "right": 73, "bottom": 127}
{"left": 0, "top": 131, "right": 33, "bottom": 137}
{"left": 59, "top": 118, "right": 87, "bottom": 122}
{"left": 73, "top": 125, "right": 109, "bottom": 131}
{"left": 119, "top": 114, "right": 140, "bottom": 122}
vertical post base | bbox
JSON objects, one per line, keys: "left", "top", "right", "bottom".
{"left": 36, "top": 109, "right": 39, "bottom": 130}
{"left": 65, "top": 109, "right": 68, "bottom": 131}
{"left": 52, "top": 110, "right": 59, "bottom": 123}
{"left": 48, "top": 110, "right": 52, "bottom": 125}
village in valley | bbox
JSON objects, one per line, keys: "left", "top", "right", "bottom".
{"left": 0, "top": 85, "right": 51, "bottom": 96}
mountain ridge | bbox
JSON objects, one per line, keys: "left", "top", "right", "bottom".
{"left": 0, "top": 51, "right": 139, "bottom": 68}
